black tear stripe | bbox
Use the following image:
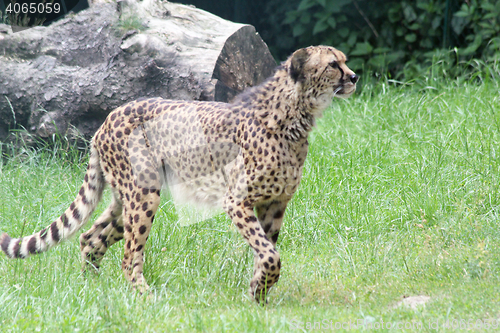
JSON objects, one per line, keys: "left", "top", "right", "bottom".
{"left": 337, "top": 66, "right": 345, "bottom": 84}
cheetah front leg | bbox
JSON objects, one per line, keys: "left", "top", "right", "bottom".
{"left": 255, "top": 200, "right": 288, "bottom": 247}
{"left": 224, "top": 197, "right": 281, "bottom": 303}
{"left": 253, "top": 200, "right": 288, "bottom": 290}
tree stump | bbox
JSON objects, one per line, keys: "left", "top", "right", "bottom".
{"left": 0, "top": 0, "right": 276, "bottom": 141}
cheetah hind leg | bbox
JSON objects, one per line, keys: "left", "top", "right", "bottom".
{"left": 80, "top": 194, "right": 124, "bottom": 272}
{"left": 121, "top": 189, "right": 161, "bottom": 294}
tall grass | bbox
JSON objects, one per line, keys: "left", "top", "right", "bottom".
{"left": 1, "top": 68, "right": 500, "bottom": 331}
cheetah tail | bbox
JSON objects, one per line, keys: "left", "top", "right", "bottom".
{"left": 0, "top": 142, "right": 105, "bottom": 259}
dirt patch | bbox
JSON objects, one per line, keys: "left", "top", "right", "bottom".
{"left": 393, "top": 295, "right": 431, "bottom": 310}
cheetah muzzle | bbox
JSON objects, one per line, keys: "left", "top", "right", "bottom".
{"left": 0, "top": 46, "right": 358, "bottom": 303}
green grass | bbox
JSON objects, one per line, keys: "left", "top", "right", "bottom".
{"left": 1, "top": 76, "right": 500, "bottom": 332}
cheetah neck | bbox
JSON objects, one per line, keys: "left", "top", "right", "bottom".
{"left": 233, "top": 68, "right": 321, "bottom": 142}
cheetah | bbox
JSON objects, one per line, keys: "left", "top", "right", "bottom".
{"left": 0, "top": 45, "right": 358, "bottom": 302}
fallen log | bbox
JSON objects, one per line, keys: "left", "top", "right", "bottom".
{"left": 0, "top": 0, "right": 276, "bottom": 141}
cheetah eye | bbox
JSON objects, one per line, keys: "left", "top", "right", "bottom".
{"left": 329, "top": 61, "right": 339, "bottom": 69}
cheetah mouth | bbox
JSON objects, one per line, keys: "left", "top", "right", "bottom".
{"left": 332, "top": 83, "right": 356, "bottom": 98}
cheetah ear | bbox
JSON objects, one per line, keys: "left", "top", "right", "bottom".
{"left": 289, "top": 48, "right": 310, "bottom": 83}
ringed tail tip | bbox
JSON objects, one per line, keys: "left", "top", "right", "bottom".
{"left": 1, "top": 232, "right": 12, "bottom": 256}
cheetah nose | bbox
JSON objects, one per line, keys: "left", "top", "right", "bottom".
{"left": 349, "top": 74, "right": 359, "bottom": 84}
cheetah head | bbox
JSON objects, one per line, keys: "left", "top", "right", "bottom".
{"left": 287, "top": 45, "right": 358, "bottom": 112}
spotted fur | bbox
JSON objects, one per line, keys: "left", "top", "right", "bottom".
{"left": 0, "top": 46, "right": 357, "bottom": 302}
